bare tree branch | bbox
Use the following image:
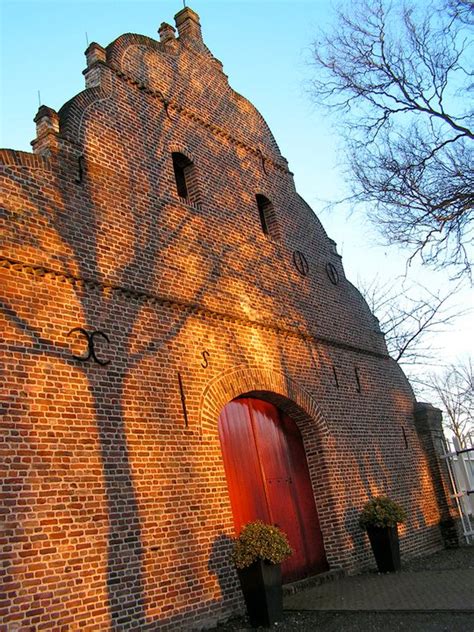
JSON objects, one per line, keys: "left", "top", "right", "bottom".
{"left": 358, "top": 276, "right": 466, "bottom": 366}
{"left": 419, "top": 357, "right": 474, "bottom": 443}
{"left": 311, "top": 0, "right": 473, "bottom": 279}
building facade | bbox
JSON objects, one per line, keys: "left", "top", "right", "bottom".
{"left": 0, "top": 7, "right": 455, "bottom": 631}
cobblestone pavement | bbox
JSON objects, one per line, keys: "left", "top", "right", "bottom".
{"left": 209, "top": 546, "right": 474, "bottom": 632}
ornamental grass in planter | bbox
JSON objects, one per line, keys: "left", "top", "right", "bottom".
{"left": 232, "top": 521, "right": 292, "bottom": 628}
{"left": 359, "top": 496, "right": 406, "bottom": 573}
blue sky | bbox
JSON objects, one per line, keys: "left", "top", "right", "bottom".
{"left": 1, "top": 0, "right": 472, "bottom": 380}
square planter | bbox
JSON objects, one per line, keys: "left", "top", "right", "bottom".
{"left": 367, "top": 525, "right": 401, "bottom": 573}
{"left": 237, "top": 559, "right": 283, "bottom": 627}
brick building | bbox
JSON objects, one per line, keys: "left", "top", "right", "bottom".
{"left": 1, "top": 6, "right": 456, "bottom": 631}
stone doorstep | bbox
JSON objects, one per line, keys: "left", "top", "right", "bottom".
{"left": 282, "top": 568, "right": 345, "bottom": 597}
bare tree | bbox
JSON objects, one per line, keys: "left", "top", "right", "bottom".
{"left": 311, "top": 0, "right": 473, "bottom": 279}
{"left": 360, "top": 277, "right": 463, "bottom": 367}
{"left": 424, "top": 358, "right": 474, "bottom": 443}
{"left": 447, "top": 0, "right": 474, "bottom": 25}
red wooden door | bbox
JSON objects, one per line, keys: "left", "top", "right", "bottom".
{"left": 218, "top": 398, "right": 328, "bottom": 583}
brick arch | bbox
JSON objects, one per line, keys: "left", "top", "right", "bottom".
{"left": 199, "top": 365, "right": 334, "bottom": 459}
{"left": 58, "top": 85, "right": 114, "bottom": 144}
{"left": 200, "top": 364, "right": 341, "bottom": 568}
{"left": 106, "top": 33, "right": 163, "bottom": 72}
{"left": 232, "top": 93, "right": 282, "bottom": 157}
{"left": 168, "top": 144, "right": 199, "bottom": 166}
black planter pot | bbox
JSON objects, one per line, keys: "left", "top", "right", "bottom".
{"left": 237, "top": 560, "right": 283, "bottom": 627}
{"left": 366, "top": 525, "right": 401, "bottom": 573}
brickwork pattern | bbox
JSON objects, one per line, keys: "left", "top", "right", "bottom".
{"left": 1, "top": 7, "right": 447, "bottom": 630}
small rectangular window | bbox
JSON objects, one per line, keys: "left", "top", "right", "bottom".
{"left": 256, "top": 194, "right": 279, "bottom": 240}
{"left": 172, "top": 152, "right": 191, "bottom": 199}
{"left": 171, "top": 152, "right": 201, "bottom": 208}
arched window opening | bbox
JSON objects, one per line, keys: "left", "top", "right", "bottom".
{"left": 172, "top": 152, "right": 200, "bottom": 206}
{"left": 256, "top": 194, "right": 279, "bottom": 240}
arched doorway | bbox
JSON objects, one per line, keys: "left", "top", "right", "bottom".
{"left": 218, "top": 397, "right": 328, "bottom": 583}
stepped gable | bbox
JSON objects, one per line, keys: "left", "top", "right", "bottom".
{"left": 58, "top": 9, "right": 282, "bottom": 161}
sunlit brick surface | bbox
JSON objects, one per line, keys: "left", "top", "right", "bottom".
{"left": 1, "top": 7, "right": 452, "bottom": 630}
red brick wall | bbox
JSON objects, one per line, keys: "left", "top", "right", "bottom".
{"left": 1, "top": 7, "right": 447, "bottom": 630}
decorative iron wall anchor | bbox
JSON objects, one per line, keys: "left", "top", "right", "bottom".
{"left": 325, "top": 262, "right": 339, "bottom": 285}
{"left": 177, "top": 372, "right": 189, "bottom": 427}
{"left": 256, "top": 148, "right": 268, "bottom": 175}
{"left": 402, "top": 427, "right": 409, "bottom": 449}
{"left": 156, "top": 89, "right": 172, "bottom": 119}
{"left": 201, "top": 350, "right": 210, "bottom": 368}
{"left": 68, "top": 328, "right": 110, "bottom": 365}
{"left": 354, "top": 366, "right": 362, "bottom": 393}
{"left": 332, "top": 366, "right": 339, "bottom": 389}
{"left": 292, "top": 251, "right": 309, "bottom": 276}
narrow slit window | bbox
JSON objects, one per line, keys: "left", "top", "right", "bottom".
{"left": 173, "top": 154, "right": 188, "bottom": 198}
{"left": 256, "top": 194, "right": 280, "bottom": 240}
{"left": 172, "top": 152, "right": 201, "bottom": 206}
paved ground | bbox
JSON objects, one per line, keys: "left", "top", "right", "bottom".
{"left": 285, "top": 568, "right": 474, "bottom": 611}
{"left": 210, "top": 545, "right": 474, "bottom": 631}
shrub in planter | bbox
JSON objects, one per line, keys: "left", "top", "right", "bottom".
{"left": 233, "top": 521, "right": 292, "bottom": 627}
{"left": 359, "top": 496, "right": 406, "bottom": 573}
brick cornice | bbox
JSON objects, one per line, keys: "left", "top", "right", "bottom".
{"left": 0, "top": 255, "right": 389, "bottom": 361}
{"left": 0, "top": 149, "right": 50, "bottom": 170}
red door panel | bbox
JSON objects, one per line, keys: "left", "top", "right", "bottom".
{"left": 281, "top": 413, "right": 329, "bottom": 575}
{"left": 218, "top": 398, "right": 328, "bottom": 583}
{"left": 249, "top": 400, "right": 309, "bottom": 582}
{"left": 218, "top": 400, "right": 270, "bottom": 531}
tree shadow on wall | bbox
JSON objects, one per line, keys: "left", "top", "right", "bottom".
{"left": 1, "top": 34, "right": 350, "bottom": 629}
{"left": 208, "top": 533, "right": 240, "bottom": 605}
{"left": 343, "top": 505, "right": 368, "bottom": 568}
{"left": 1, "top": 94, "right": 230, "bottom": 628}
